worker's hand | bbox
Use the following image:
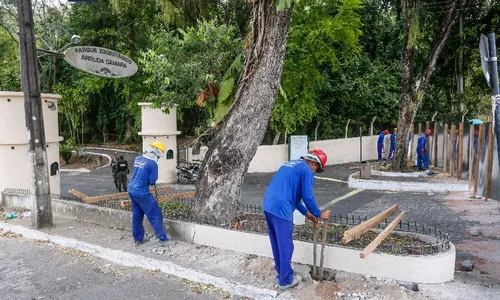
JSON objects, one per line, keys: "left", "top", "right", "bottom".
{"left": 320, "top": 210, "right": 331, "bottom": 220}
{"left": 305, "top": 212, "right": 318, "bottom": 223}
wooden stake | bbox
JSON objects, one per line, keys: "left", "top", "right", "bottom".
{"left": 341, "top": 204, "right": 399, "bottom": 244}
{"left": 84, "top": 186, "right": 171, "bottom": 203}
{"left": 119, "top": 191, "right": 196, "bottom": 208}
{"left": 312, "top": 222, "right": 318, "bottom": 277}
{"left": 318, "top": 219, "right": 328, "bottom": 281}
{"left": 409, "top": 125, "right": 415, "bottom": 161}
{"left": 418, "top": 123, "right": 422, "bottom": 136}
{"left": 485, "top": 125, "right": 494, "bottom": 202}
{"left": 69, "top": 189, "right": 89, "bottom": 200}
{"left": 360, "top": 211, "right": 407, "bottom": 259}
{"left": 450, "top": 125, "right": 456, "bottom": 177}
{"left": 443, "top": 124, "right": 448, "bottom": 174}
{"left": 473, "top": 124, "right": 485, "bottom": 198}
{"left": 433, "top": 122, "right": 439, "bottom": 167}
{"left": 468, "top": 125, "right": 474, "bottom": 191}
{"left": 457, "top": 122, "right": 464, "bottom": 179}
{"left": 426, "top": 121, "right": 431, "bottom": 155}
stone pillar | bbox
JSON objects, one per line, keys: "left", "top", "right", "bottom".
{"left": 0, "top": 92, "right": 63, "bottom": 201}
{"left": 138, "top": 103, "right": 180, "bottom": 183}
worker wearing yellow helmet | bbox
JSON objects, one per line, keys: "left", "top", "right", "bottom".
{"left": 127, "top": 141, "right": 169, "bottom": 247}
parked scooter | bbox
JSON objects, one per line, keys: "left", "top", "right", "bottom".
{"left": 175, "top": 162, "right": 200, "bottom": 184}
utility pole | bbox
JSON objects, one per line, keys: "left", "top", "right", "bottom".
{"left": 17, "top": 0, "right": 53, "bottom": 228}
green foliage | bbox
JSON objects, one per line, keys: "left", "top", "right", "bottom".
{"left": 139, "top": 20, "right": 243, "bottom": 133}
{"left": 59, "top": 143, "right": 73, "bottom": 165}
{"left": 271, "top": 0, "right": 363, "bottom": 135}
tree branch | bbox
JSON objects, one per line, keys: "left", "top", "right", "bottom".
{"left": 416, "top": 0, "right": 467, "bottom": 94}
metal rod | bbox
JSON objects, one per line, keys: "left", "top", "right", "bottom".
{"left": 312, "top": 222, "right": 318, "bottom": 278}
{"left": 319, "top": 219, "right": 328, "bottom": 281}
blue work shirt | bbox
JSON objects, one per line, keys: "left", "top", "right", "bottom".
{"left": 390, "top": 133, "right": 396, "bottom": 148}
{"left": 263, "top": 159, "right": 322, "bottom": 222}
{"left": 417, "top": 135, "right": 427, "bottom": 152}
{"left": 127, "top": 155, "right": 158, "bottom": 196}
{"left": 378, "top": 131, "right": 385, "bottom": 146}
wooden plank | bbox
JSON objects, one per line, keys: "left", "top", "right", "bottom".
{"left": 84, "top": 186, "right": 171, "bottom": 203}
{"left": 433, "top": 122, "right": 439, "bottom": 167}
{"left": 119, "top": 191, "right": 196, "bottom": 208}
{"left": 473, "top": 124, "right": 485, "bottom": 198}
{"left": 443, "top": 124, "right": 448, "bottom": 174}
{"left": 360, "top": 211, "right": 407, "bottom": 259}
{"left": 69, "top": 189, "right": 89, "bottom": 200}
{"left": 485, "top": 125, "right": 494, "bottom": 202}
{"left": 426, "top": 121, "right": 431, "bottom": 155}
{"left": 450, "top": 125, "right": 456, "bottom": 177}
{"left": 409, "top": 125, "right": 415, "bottom": 161}
{"left": 457, "top": 122, "right": 464, "bottom": 179}
{"left": 468, "top": 125, "right": 474, "bottom": 191}
{"left": 341, "top": 204, "right": 399, "bottom": 244}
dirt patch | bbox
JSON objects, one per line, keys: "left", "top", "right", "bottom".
{"left": 60, "top": 153, "right": 110, "bottom": 170}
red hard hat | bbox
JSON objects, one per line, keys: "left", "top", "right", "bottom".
{"left": 303, "top": 149, "right": 327, "bottom": 173}
{"left": 384, "top": 130, "right": 389, "bottom": 135}
{"left": 425, "top": 129, "right": 432, "bottom": 135}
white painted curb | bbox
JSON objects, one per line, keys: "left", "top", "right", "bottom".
{"left": 0, "top": 223, "right": 295, "bottom": 300}
{"left": 371, "top": 170, "right": 424, "bottom": 178}
{"left": 348, "top": 172, "right": 468, "bottom": 193}
{"left": 85, "top": 146, "right": 140, "bottom": 154}
{"left": 59, "top": 168, "right": 91, "bottom": 173}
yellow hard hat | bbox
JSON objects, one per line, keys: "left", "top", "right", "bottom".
{"left": 149, "top": 141, "right": 166, "bottom": 153}
{"left": 394, "top": 127, "right": 397, "bottom": 132}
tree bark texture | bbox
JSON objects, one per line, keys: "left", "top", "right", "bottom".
{"left": 392, "top": 0, "right": 465, "bottom": 171}
{"left": 194, "top": 0, "right": 292, "bottom": 220}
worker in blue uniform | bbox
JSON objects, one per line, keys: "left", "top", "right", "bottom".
{"left": 128, "top": 141, "right": 169, "bottom": 247}
{"left": 378, "top": 130, "right": 389, "bottom": 160}
{"left": 417, "top": 129, "right": 432, "bottom": 170}
{"left": 263, "top": 149, "right": 331, "bottom": 291}
{"left": 388, "top": 128, "right": 397, "bottom": 159}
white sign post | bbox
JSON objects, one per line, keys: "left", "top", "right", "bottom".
{"left": 289, "top": 135, "right": 309, "bottom": 161}
{"left": 63, "top": 46, "right": 138, "bottom": 78}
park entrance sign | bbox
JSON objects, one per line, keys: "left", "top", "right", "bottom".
{"left": 63, "top": 46, "right": 138, "bottom": 78}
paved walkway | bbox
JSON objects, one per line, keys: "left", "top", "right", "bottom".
{"left": 0, "top": 235, "right": 222, "bottom": 300}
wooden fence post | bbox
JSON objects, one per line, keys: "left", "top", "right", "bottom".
{"left": 409, "top": 125, "right": 415, "bottom": 161}
{"left": 473, "top": 124, "right": 485, "bottom": 198}
{"left": 468, "top": 124, "right": 474, "bottom": 191}
{"left": 450, "top": 124, "right": 456, "bottom": 177}
{"left": 443, "top": 124, "right": 448, "bottom": 174}
{"left": 433, "top": 122, "right": 439, "bottom": 167}
{"left": 457, "top": 123, "right": 464, "bottom": 180}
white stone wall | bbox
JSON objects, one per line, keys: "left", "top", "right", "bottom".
{"left": 0, "top": 92, "right": 62, "bottom": 199}
{"left": 138, "top": 103, "right": 180, "bottom": 183}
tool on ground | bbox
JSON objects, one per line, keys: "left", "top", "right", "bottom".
{"left": 312, "top": 221, "right": 318, "bottom": 278}
{"left": 154, "top": 184, "right": 159, "bottom": 201}
{"left": 318, "top": 219, "right": 328, "bottom": 281}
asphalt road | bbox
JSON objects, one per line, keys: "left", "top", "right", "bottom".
{"left": 0, "top": 236, "right": 224, "bottom": 300}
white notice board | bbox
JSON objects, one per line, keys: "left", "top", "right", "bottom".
{"left": 289, "top": 135, "right": 309, "bottom": 161}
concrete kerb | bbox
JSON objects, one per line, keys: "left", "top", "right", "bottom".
{"left": 348, "top": 172, "right": 468, "bottom": 193}
{"left": 60, "top": 151, "right": 112, "bottom": 172}
{"left": 0, "top": 223, "right": 293, "bottom": 300}
{"left": 84, "top": 146, "right": 141, "bottom": 154}
{"left": 371, "top": 169, "right": 424, "bottom": 178}
{"left": 1, "top": 192, "right": 456, "bottom": 284}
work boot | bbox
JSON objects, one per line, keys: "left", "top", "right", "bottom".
{"left": 156, "top": 239, "right": 171, "bottom": 247}
{"left": 134, "top": 238, "right": 148, "bottom": 247}
{"left": 278, "top": 274, "right": 302, "bottom": 291}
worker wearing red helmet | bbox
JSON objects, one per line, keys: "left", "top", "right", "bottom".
{"left": 377, "top": 130, "right": 389, "bottom": 160}
{"left": 263, "top": 149, "right": 331, "bottom": 291}
{"left": 417, "top": 129, "right": 432, "bottom": 170}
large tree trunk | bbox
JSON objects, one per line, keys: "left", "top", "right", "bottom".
{"left": 392, "top": 0, "right": 465, "bottom": 171}
{"left": 194, "top": 0, "right": 292, "bottom": 220}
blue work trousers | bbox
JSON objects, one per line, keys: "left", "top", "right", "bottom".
{"left": 129, "top": 192, "right": 168, "bottom": 242}
{"left": 377, "top": 144, "right": 384, "bottom": 160}
{"left": 417, "top": 151, "right": 429, "bottom": 169}
{"left": 265, "top": 211, "right": 294, "bottom": 286}
{"left": 388, "top": 146, "right": 395, "bottom": 159}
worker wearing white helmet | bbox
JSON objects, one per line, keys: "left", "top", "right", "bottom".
{"left": 128, "top": 141, "right": 169, "bottom": 247}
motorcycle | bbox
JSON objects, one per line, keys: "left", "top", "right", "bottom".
{"left": 175, "top": 162, "right": 200, "bottom": 184}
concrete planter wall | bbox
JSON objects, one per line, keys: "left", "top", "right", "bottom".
{"left": 2, "top": 192, "right": 455, "bottom": 284}
{"left": 349, "top": 172, "right": 468, "bottom": 193}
